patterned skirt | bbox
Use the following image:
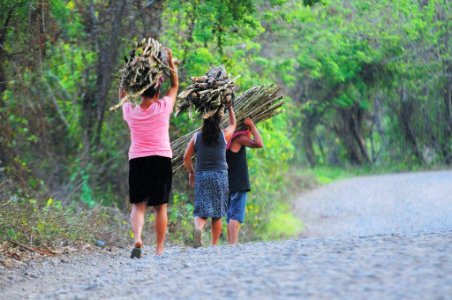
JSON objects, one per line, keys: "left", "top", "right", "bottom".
{"left": 194, "top": 170, "right": 229, "bottom": 219}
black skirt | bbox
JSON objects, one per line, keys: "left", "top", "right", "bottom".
{"left": 129, "top": 155, "right": 172, "bottom": 206}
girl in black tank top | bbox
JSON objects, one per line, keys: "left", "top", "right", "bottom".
{"left": 225, "top": 117, "right": 264, "bottom": 245}
{"left": 226, "top": 146, "right": 250, "bottom": 192}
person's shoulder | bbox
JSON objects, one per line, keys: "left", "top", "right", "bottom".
{"left": 193, "top": 130, "right": 200, "bottom": 140}
{"left": 159, "top": 96, "right": 174, "bottom": 112}
{"left": 122, "top": 102, "right": 132, "bottom": 118}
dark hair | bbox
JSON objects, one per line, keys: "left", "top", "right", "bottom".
{"left": 202, "top": 112, "right": 222, "bottom": 145}
{"left": 141, "top": 84, "right": 160, "bottom": 98}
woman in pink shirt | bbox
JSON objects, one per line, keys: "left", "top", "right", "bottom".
{"left": 121, "top": 48, "right": 178, "bottom": 257}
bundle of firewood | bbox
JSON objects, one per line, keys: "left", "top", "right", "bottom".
{"left": 176, "top": 65, "right": 239, "bottom": 119}
{"left": 171, "top": 84, "right": 284, "bottom": 174}
{"left": 110, "top": 37, "right": 170, "bottom": 110}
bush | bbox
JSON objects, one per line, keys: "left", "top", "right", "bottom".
{"left": 0, "top": 181, "right": 129, "bottom": 249}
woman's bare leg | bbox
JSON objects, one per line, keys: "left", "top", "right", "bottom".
{"left": 227, "top": 223, "right": 231, "bottom": 243}
{"left": 194, "top": 216, "right": 207, "bottom": 248}
{"left": 153, "top": 204, "right": 167, "bottom": 255}
{"left": 194, "top": 216, "right": 208, "bottom": 230}
{"left": 227, "top": 220, "right": 240, "bottom": 245}
{"left": 211, "top": 218, "right": 223, "bottom": 245}
{"left": 130, "top": 202, "right": 147, "bottom": 248}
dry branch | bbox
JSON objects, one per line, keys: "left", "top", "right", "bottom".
{"left": 109, "top": 37, "right": 171, "bottom": 111}
{"left": 176, "top": 65, "right": 239, "bottom": 119}
{"left": 171, "top": 84, "right": 284, "bottom": 174}
{"left": 8, "top": 240, "right": 56, "bottom": 256}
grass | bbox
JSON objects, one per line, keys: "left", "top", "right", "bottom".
{"left": 292, "top": 162, "right": 449, "bottom": 187}
{"left": 263, "top": 202, "right": 303, "bottom": 240}
{"left": 0, "top": 179, "right": 130, "bottom": 254}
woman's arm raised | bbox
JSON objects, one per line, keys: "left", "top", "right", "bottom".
{"left": 223, "top": 104, "right": 236, "bottom": 143}
{"left": 239, "top": 117, "right": 264, "bottom": 148}
{"left": 165, "top": 48, "right": 179, "bottom": 107}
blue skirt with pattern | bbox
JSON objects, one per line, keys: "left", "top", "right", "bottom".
{"left": 194, "top": 170, "right": 229, "bottom": 218}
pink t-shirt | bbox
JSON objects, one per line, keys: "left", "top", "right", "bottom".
{"left": 122, "top": 96, "right": 174, "bottom": 160}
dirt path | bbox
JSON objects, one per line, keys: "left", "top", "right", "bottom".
{"left": 294, "top": 170, "right": 452, "bottom": 237}
{"left": 1, "top": 170, "right": 451, "bottom": 299}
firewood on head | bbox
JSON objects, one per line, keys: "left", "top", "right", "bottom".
{"left": 110, "top": 37, "right": 174, "bottom": 111}
{"left": 171, "top": 84, "right": 284, "bottom": 174}
{"left": 191, "top": 76, "right": 208, "bottom": 83}
{"left": 176, "top": 65, "right": 240, "bottom": 118}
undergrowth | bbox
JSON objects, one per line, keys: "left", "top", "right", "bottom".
{"left": 0, "top": 180, "right": 129, "bottom": 250}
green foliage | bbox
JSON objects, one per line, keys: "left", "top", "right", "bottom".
{"left": 302, "top": 163, "right": 432, "bottom": 186}
{"left": 161, "top": 0, "right": 264, "bottom": 89}
{"left": 263, "top": 202, "right": 303, "bottom": 240}
{"left": 167, "top": 192, "right": 195, "bottom": 244}
{"left": 0, "top": 193, "right": 129, "bottom": 247}
{"left": 310, "top": 166, "right": 363, "bottom": 184}
{"left": 252, "top": 0, "right": 451, "bottom": 167}
{"left": 1, "top": 0, "right": 451, "bottom": 247}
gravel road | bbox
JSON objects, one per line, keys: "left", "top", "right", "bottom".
{"left": 1, "top": 170, "right": 451, "bottom": 299}
{"left": 294, "top": 170, "right": 452, "bottom": 237}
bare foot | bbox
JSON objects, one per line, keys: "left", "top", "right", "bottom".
{"left": 155, "top": 245, "right": 164, "bottom": 256}
{"left": 134, "top": 240, "right": 142, "bottom": 249}
{"left": 194, "top": 228, "right": 203, "bottom": 248}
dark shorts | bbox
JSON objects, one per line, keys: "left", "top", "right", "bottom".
{"left": 129, "top": 155, "right": 172, "bottom": 206}
{"left": 227, "top": 192, "right": 247, "bottom": 223}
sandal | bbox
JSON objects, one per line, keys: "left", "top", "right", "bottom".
{"left": 130, "top": 241, "right": 142, "bottom": 258}
{"left": 130, "top": 247, "right": 142, "bottom": 258}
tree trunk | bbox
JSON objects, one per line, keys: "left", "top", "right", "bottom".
{"left": 433, "top": 2, "right": 451, "bottom": 164}
{"left": 350, "top": 106, "right": 370, "bottom": 163}
{"left": 370, "top": 95, "right": 384, "bottom": 163}
{"left": 398, "top": 86, "right": 424, "bottom": 164}
{"left": 0, "top": 2, "right": 29, "bottom": 185}
{"left": 93, "top": 0, "right": 128, "bottom": 146}
{"left": 441, "top": 60, "right": 452, "bottom": 164}
{"left": 302, "top": 118, "right": 317, "bottom": 167}
{"left": 143, "top": 0, "right": 165, "bottom": 38}
{"left": 180, "top": 1, "right": 198, "bottom": 82}
{"left": 80, "top": 0, "right": 167, "bottom": 148}
{"left": 336, "top": 107, "right": 370, "bottom": 165}
{"left": 81, "top": 0, "right": 128, "bottom": 148}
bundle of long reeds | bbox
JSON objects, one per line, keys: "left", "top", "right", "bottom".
{"left": 176, "top": 65, "right": 239, "bottom": 119}
{"left": 171, "top": 84, "right": 283, "bottom": 174}
{"left": 110, "top": 37, "right": 170, "bottom": 110}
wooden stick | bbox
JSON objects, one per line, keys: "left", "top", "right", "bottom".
{"left": 197, "top": 75, "right": 241, "bottom": 95}
{"left": 0, "top": 201, "right": 11, "bottom": 207}
{"left": 8, "top": 240, "right": 56, "bottom": 256}
{"left": 171, "top": 84, "right": 283, "bottom": 174}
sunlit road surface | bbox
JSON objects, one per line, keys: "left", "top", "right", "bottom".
{"left": 295, "top": 170, "right": 452, "bottom": 237}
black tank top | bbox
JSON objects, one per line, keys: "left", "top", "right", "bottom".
{"left": 194, "top": 131, "right": 228, "bottom": 171}
{"left": 226, "top": 146, "right": 250, "bottom": 192}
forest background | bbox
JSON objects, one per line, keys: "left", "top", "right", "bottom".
{"left": 0, "top": 0, "right": 451, "bottom": 249}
